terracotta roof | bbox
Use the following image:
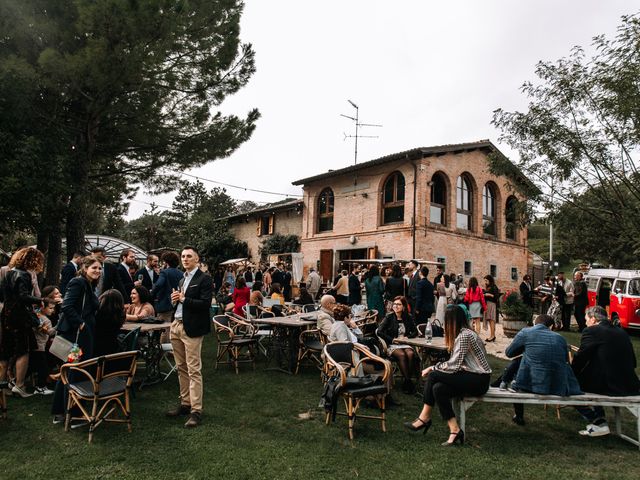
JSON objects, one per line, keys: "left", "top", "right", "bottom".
{"left": 292, "top": 139, "right": 538, "bottom": 194}
{"left": 216, "top": 198, "right": 302, "bottom": 221}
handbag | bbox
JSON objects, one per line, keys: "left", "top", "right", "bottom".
{"left": 431, "top": 319, "right": 444, "bottom": 337}
{"left": 50, "top": 288, "right": 86, "bottom": 362}
{"left": 49, "top": 327, "right": 81, "bottom": 362}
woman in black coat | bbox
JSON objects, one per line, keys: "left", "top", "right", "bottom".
{"left": 377, "top": 296, "right": 418, "bottom": 393}
{"left": 0, "top": 247, "right": 44, "bottom": 397}
{"left": 52, "top": 255, "right": 101, "bottom": 422}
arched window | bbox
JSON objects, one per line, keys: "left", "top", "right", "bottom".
{"left": 482, "top": 184, "right": 497, "bottom": 236}
{"left": 317, "top": 188, "right": 334, "bottom": 232}
{"left": 505, "top": 196, "right": 518, "bottom": 240}
{"left": 456, "top": 175, "right": 472, "bottom": 230}
{"left": 382, "top": 171, "right": 405, "bottom": 224}
{"left": 430, "top": 173, "right": 447, "bottom": 225}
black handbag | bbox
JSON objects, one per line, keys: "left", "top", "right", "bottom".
{"left": 431, "top": 319, "right": 444, "bottom": 337}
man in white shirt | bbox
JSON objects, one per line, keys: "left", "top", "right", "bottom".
{"left": 166, "top": 246, "right": 213, "bottom": 428}
{"left": 307, "top": 268, "right": 321, "bottom": 300}
{"left": 139, "top": 254, "right": 159, "bottom": 290}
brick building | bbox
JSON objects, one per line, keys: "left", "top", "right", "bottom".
{"left": 292, "top": 140, "right": 535, "bottom": 291}
{"left": 224, "top": 199, "right": 303, "bottom": 262}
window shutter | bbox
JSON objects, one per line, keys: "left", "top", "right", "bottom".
{"left": 257, "top": 217, "right": 262, "bottom": 236}
{"left": 268, "top": 215, "right": 274, "bottom": 235}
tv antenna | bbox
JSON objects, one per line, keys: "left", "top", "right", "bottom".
{"left": 340, "top": 100, "right": 382, "bottom": 164}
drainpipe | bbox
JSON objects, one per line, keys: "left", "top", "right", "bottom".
{"left": 412, "top": 159, "right": 418, "bottom": 259}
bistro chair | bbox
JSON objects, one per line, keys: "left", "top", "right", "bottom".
{"left": 253, "top": 308, "right": 274, "bottom": 356}
{"left": 242, "top": 304, "right": 260, "bottom": 321}
{"left": 212, "top": 315, "right": 257, "bottom": 374}
{"left": 303, "top": 304, "right": 318, "bottom": 313}
{"left": 118, "top": 327, "right": 141, "bottom": 352}
{"left": 295, "top": 328, "right": 327, "bottom": 375}
{"left": 60, "top": 350, "right": 138, "bottom": 443}
{"left": 322, "top": 342, "right": 391, "bottom": 440}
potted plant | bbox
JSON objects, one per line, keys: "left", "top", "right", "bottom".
{"left": 500, "top": 290, "right": 532, "bottom": 338}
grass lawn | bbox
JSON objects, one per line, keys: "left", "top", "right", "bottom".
{"left": 1, "top": 332, "right": 639, "bottom": 480}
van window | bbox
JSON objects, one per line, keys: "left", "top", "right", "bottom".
{"left": 613, "top": 280, "right": 627, "bottom": 295}
{"left": 629, "top": 279, "right": 640, "bottom": 296}
{"left": 587, "top": 277, "right": 599, "bottom": 290}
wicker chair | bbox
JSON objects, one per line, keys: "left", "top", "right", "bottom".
{"left": 212, "top": 314, "right": 257, "bottom": 374}
{"left": 60, "top": 350, "right": 138, "bottom": 443}
{"left": 323, "top": 342, "right": 391, "bottom": 440}
{"left": 295, "top": 328, "right": 327, "bottom": 374}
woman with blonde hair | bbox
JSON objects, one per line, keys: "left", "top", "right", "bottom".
{"left": 0, "top": 247, "right": 45, "bottom": 397}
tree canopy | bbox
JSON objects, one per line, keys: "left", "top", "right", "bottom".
{"left": 0, "top": 0, "right": 258, "bottom": 279}
{"left": 491, "top": 12, "right": 640, "bottom": 265}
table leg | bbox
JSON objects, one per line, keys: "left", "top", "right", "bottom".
{"left": 138, "top": 330, "right": 163, "bottom": 389}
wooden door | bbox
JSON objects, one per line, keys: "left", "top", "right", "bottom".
{"left": 320, "top": 249, "right": 333, "bottom": 283}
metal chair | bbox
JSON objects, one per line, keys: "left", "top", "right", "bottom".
{"left": 322, "top": 342, "right": 391, "bottom": 440}
{"left": 159, "top": 343, "right": 177, "bottom": 380}
{"left": 60, "top": 350, "right": 138, "bottom": 443}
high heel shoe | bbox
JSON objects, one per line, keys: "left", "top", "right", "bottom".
{"left": 441, "top": 429, "right": 464, "bottom": 446}
{"left": 404, "top": 417, "right": 432, "bottom": 434}
{"left": 485, "top": 337, "right": 496, "bottom": 343}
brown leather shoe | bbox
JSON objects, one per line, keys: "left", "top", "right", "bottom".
{"left": 184, "top": 411, "right": 202, "bottom": 428}
{"left": 166, "top": 404, "right": 191, "bottom": 417}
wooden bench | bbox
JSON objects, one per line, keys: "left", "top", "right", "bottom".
{"left": 456, "top": 387, "right": 640, "bottom": 449}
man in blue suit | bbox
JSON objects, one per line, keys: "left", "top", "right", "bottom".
{"left": 153, "top": 251, "right": 183, "bottom": 322}
{"left": 505, "top": 314, "right": 582, "bottom": 425}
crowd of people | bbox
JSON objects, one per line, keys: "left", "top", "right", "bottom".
{"left": 1, "top": 248, "right": 638, "bottom": 442}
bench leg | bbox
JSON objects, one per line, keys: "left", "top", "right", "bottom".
{"left": 458, "top": 400, "right": 466, "bottom": 436}
{"left": 614, "top": 407, "right": 622, "bottom": 437}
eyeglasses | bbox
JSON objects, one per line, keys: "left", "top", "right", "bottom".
{"left": 392, "top": 303, "right": 403, "bottom": 307}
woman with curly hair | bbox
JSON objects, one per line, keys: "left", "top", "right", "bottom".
{"left": 0, "top": 247, "right": 45, "bottom": 397}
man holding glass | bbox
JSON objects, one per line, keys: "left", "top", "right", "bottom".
{"left": 166, "top": 246, "right": 213, "bottom": 428}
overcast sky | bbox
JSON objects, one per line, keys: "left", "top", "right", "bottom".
{"left": 128, "top": 0, "right": 637, "bottom": 219}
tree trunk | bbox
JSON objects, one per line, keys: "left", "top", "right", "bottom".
{"left": 45, "top": 225, "right": 63, "bottom": 286}
{"left": 65, "top": 126, "right": 94, "bottom": 258}
{"left": 65, "top": 193, "right": 87, "bottom": 259}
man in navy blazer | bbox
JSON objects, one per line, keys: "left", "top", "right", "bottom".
{"left": 153, "top": 251, "right": 183, "bottom": 322}
{"left": 506, "top": 314, "right": 582, "bottom": 425}
{"left": 406, "top": 260, "right": 420, "bottom": 317}
{"left": 415, "top": 266, "right": 435, "bottom": 324}
{"left": 166, "top": 246, "right": 212, "bottom": 428}
{"left": 59, "top": 252, "right": 83, "bottom": 296}
{"left": 139, "top": 254, "right": 159, "bottom": 291}
{"left": 116, "top": 248, "right": 137, "bottom": 300}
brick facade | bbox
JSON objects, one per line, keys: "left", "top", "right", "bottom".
{"left": 294, "top": 141, "right": 531, "bottom": 292}
{"left": 227, "top": 201, "right": 303, "bottom": 262}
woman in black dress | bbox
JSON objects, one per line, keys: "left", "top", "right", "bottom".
{"left": 0, "top": 247, "right": 44, "bottom": 397}
{"left": 384, "top": 264, "right": 407, "bottom": 313}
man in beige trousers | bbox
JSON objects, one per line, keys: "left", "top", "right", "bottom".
{"left": 167, "top": 246, "right": 213, "bottom": 428}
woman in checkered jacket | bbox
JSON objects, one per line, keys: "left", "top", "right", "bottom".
{"left": 404, "top": 305, "right": 491, "bottom": 446}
